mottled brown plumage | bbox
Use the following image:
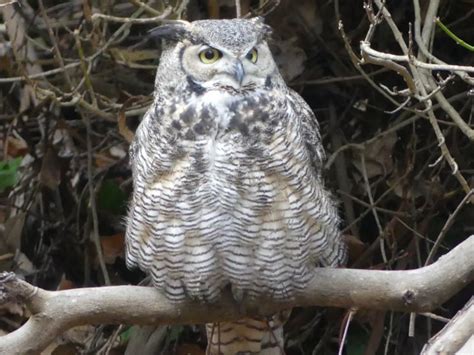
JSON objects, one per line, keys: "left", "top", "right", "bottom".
{"left": 125, "top": 18, "right": 346, "bottom": 354}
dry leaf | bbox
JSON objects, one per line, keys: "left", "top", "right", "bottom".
{"left": 101, "top": 233, "right": 125, "bottom": 264}
{"left": 41, "top": 326, "right": 96, "bottom": 355}
{"left": 56, "top": 274, "right": 80, "bottom": 291}
{"left": 94, "top": 152, "right": 117, "bottom": 168}
{"left": 15, "top": 252, "right": 35, "bottom": 275}
{"left": 353, "top": 99, "right": 369, "bottom": 112}
{"left": 40, "top": 148, "right": 61, "bottom": 189}
{"left": 344, "top": 234, "right": 366, "bottom": 262}
{"left": 109, "top": 48, "right": 160, "bottom": 64}
{"left": 2, "top": 212, "right": 25, "bottom": 252}
{"left": 295, "top": 0, "right": 322, "bottom": 35}
{"left": 4, "top": 136, "right": 28, "bottom": 157}
{"left": 272, "top": 38, "right": 307, "bottom": 81}
{"left": 353, "top": 132, "right": 397, "bottom": 179}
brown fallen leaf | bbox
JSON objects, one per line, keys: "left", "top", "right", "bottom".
{"left": 353, "top": 132, "right": 397, "bottom": 179}
{"left": 4, "top": 136, "right": 28, "bottom": 158}
{"left": 39, "top": 147, "right": 61, "bottom": 189}
{"left": 344, "top": 234, "right": 366, "bottom": 263}
{"left": 101, "top": 233, "right": 125, "bottom": 264}
{"left": 56, "top": 274, "right": 80, "bottom": 291}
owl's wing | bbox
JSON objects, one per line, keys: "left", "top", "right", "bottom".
{"left": 287, "top": 88, "right": 325, "bottom": 175}
{"left": 128, "top": 106, "right": 153, "bottom": 168}
{"left": 288, "top": 88, "right": 348, "bottom": 268}
{"left": 127, "top": 109, "right": 154, "bottom": 181}
{"left": 128, "top": 138, "right": 138, "bottom": 168}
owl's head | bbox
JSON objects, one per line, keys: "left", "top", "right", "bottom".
{"left": 152, "top": 18, "right": 280, "bottom": 92}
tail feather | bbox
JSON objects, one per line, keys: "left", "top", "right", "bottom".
{"left": 205, "top": 311, "right": 290, "bottom": 355}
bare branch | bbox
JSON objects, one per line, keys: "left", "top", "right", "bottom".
{"left": 421, "top": 297, "right": 474, "bottom": 355}
{"left": 413, "top": 0, "right": 474, "bottom": 85}
{"left": 90, "top": 7, "right": 175, "bottom": 24}
{"left": 360, "top": 42, "right": 474, "bottom": 73}
{"left": 425, "top": 190, "right": 474, "bottom": 265}
{"left": 360, "top": 41, "right": 417, "bottom": 94}
{"left": 364, "top": 1, "right": 474, "bottom": 196}
{"left": 0, "top": 235, "right": 472, "bottom": 354}
{"left": 0, "top": 1, "right": 17, "bottom": 8}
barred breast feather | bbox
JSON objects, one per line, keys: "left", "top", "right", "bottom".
{"left": 125, "top": 82, "right": 346, "bottom": 303}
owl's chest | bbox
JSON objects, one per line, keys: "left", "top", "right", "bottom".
{"left": 161, "top": 90, "right": 280, "bottom": 143}
{"left": 175, "top": 121, "right": 305, "bottom": 210}
{"left": 143, "top": 91, "right": 304, "bottom": 208}
{"left": 188, "top": 135, "right": 262, "bottom": 199}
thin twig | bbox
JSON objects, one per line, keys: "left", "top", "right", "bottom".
{"left": 38, "top": 0, "right": 73, "bottom": 89}
{"left": 338, "top": 309, "right": 356, "bottom": 355}
{"left": 420, "top": 312, "right": 450, "bottom": 323}
{"left": 128, "top": 0, "right": 165, "bottom": 16}
{"left": 91, "top": 7, "right": 175, "bottom": 24}
{"left": 425, "top": 189, "right": 474, "bottom": 265}
{"left": 0, "top": 0, "right": 17, "bottom": 8}
{"left": 412, "top": 0, "right": 474, "bottom": 85}
{"left": 0, "top": 3, "right": 172, "bottom": 84}
{"left": 293, "top": 68, "right": 388, "bottom": 86}
{"left": 360, "top": 153, "right": 388, "bottom": 263}
{"left": 370, "top": 0, "right": 472, "bottom": 196}
{"left": 235, "top": 0, "right": 241, "bottom": 18}
{"left": 337, "top": 20, "right": 409, "bottom": 109}
{"left": 360, "top": 42, "right": 474, "bottom": 73}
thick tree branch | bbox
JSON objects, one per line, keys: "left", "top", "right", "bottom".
{"left": 0, "top": 235, "right": 473, "bottom": 354}
{"left": 421, "top": 297, "right": 474, "bottom": 354}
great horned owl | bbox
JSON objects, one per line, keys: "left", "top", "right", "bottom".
{"left": 125, "top": 18, "right": 346, "bottom": 354}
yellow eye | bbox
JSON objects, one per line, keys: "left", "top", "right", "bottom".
{"left": 246, "top": 48, "right": 258, "bottom": 63}
{"left": 199, "top": 47, "right": 222, "bottom": 64}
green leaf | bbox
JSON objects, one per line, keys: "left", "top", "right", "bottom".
{"left": 97, "top": 179, "right": 127, "bottom": 215}
{"left": 119, "top": 326, "right": 133, "bottom": 344}
{"left": 0, "top": 158, "right": 22, "bottom": 192}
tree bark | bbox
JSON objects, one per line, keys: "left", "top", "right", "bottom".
{"left": 421, "top": 297, "right": 474, "bottom": 355}
{"left": 0, "top": 235, "right": 472, "bottom": 354}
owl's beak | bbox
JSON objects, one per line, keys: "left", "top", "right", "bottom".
{"left": 233, "top": 61, "right": 245, "bottom": 86}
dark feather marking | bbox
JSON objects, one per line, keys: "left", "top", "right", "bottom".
{"left": 180, "top": 106, "right": 194, "bottom": 124}
{"left": 186, "top": 76, "right": 206, "bottom": 95}
{"left": 172, "top": 120, "right": 182, "bottom": 130}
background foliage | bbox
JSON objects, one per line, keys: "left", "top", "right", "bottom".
{"left": 0, "top": 0, "right": 473, "bottom": 354}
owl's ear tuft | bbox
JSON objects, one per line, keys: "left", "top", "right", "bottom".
{"left": 149, "top": 21, "right": 192, "bottom": 42}
{"left": 250, "top": 17, "right": 272, "bottom": 40}
{"left": 250, "top": 16, "right": 265, "bottom": 25}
